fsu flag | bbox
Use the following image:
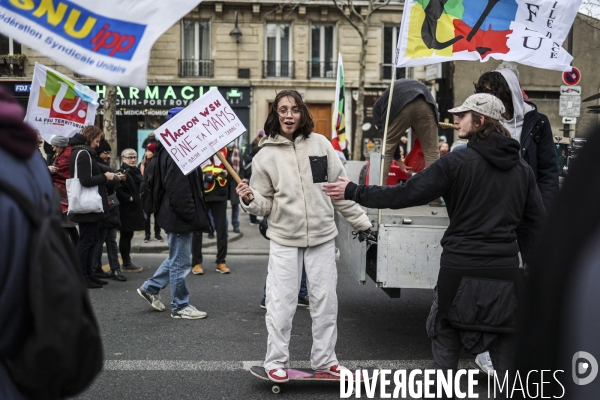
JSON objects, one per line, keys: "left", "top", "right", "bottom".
{"left": 396, "top": 0, "right": 581, "bottom": 71}
{"left": 26, "top": 63, "right": 98, "bottom": 143}
{"left": 331, "top": 53, "right": 347, "bottom": 161}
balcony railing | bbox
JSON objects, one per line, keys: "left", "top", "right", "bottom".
{"left": 0, "top": 56, "right": 26, "bottom": 77}
{"left": 178, "top": 59, "right": 214, "bottom": 77}
{"left": 307, "top": 61, "right": 337, "bottom": 79}
{"left": 380, "top": 63, "right": 406, "bottom": 80}
{"left": 262, "top": 61, "right": 295, "bottom": 79}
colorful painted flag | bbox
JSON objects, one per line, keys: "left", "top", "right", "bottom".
{"left": 396, "top": 0, "right": 582, "bottom": 72}
{"left": 0, "top": 0, "right": 201, "bottom": 87}
{"left": 26, "top": 63, "right": 98, "bottom": 143}
{"left": 332, "top": 53, "right": 347, "bottom": 161}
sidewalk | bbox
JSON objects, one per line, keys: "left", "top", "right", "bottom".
{"left": 127, "top": 216, "right": 270, "bottom": 256}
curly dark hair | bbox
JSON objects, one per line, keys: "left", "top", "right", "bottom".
{"left": 80, "top": 125, "right": 105, "bottom": 145}
{"left": 264, "top": 90, "right": 314, "bottom": 140}
{"left": 474, "top": 71, "right": 514, "bottom": 120}
{"left": 467, "top": 111, "right": 511, "bottom": 140}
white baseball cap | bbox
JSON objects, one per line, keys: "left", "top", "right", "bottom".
{"left": 448, "top": 93, "right": 506, "bottom": 122}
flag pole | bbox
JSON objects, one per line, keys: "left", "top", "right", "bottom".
{"left": 377, "top": 65, "right": 398, "bottom": 226}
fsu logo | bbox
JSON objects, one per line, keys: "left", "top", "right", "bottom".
{"left": 37, "top": 70, "right": 94, "bottom": 124}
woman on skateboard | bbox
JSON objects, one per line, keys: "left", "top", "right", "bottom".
{"left": 236, "top": 90, "right": 372, "bottom": 383}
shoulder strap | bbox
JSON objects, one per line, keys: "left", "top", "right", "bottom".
{"left": 73, "top": 150, "right": 92, "bottom": 179}
{"left": 0, "top": 177, "right": 41, "bottom": 228}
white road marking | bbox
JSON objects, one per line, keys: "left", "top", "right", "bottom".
{"left": 104, "top": 360, "right": 475, "bottom": 371}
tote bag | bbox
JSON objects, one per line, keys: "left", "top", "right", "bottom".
{"left": 66, "top": 150, "right": 104, "bottom": 214}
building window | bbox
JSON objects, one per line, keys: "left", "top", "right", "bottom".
{"left": 382, "top": 25, "right": 405, "bottom": 80}
{"left": 180, "top": 20, "right": 212, "bottom": 77}
{"left": 309, "top": 24, "right": 336, "bottom": 79}
{"left": 0, "top": 33, "right": 21, "bottom": 55}
{"left": 0, "top": 34, "right": 25, "bottom": 77}
{"left": 264, "top": 23, "right": 293, "bottom": 78}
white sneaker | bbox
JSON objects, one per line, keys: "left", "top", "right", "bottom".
{"left": 267, "top": 368, "right": 289, "bottom": 383}
{"left": 475, "top": 351, "right": 494, "bottom": 376}
{"left": 171, "top": 305, "right": 207, "bottom": 319}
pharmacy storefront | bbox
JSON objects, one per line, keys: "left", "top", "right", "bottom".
{"left": 94, "top": 84, "right": 251, "bottom": 158}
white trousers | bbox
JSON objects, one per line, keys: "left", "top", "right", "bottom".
{"left": 263, "top": 239, "right": 339, "bottom": 371}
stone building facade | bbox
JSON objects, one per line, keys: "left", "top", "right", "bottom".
{"left": 1, "top": 2, "right": 598, "bottom": 157}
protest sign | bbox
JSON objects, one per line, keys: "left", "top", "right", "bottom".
{"left": 155, "top": 88, "right": 247, "bottom": 175}
{"left": 396, "top": 0, "right": 582, "bottom": 72}
{"left": 26, "top": 62, "right": 98, "bottom": 143}
{"left": 0, "top": 0, "right": 201, "bottom": 88}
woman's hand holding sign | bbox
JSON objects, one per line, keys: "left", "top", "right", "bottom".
{"left": 236, "top": 180, "right": 255, "bottom": 204}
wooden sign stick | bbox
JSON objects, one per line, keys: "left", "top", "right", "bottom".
{"left": 214, "top": 151, "right": 254, "bottom": 201}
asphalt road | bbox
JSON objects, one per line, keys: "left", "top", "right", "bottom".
{"left": 76, "top": 254, "right": 490, "bottom": 400}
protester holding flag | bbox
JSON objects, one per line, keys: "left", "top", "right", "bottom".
{"left": 236, "top": 89, "right": 372, "bottom": 383}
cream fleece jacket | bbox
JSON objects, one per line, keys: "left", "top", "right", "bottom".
{"left": 240, "top": 133, "right": 371, "bottom": 247}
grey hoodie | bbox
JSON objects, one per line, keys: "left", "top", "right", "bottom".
{"left": 240, "top": 133, "right": 371, "bottom": 247}
{"left": 497, "top": 68, "right": 534, "bottom": 142}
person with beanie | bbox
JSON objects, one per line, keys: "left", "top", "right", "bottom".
{"left": 49, "top": 135, "right": 78, "bottom": 246}
{"left": 92, "top": 139, "right": 127, "bottom": 282}
{"left": 137, "top": 107, "right": 211, "bottom": 319}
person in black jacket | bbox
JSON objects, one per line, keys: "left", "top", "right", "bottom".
{"left": 69, "top": 127, "right": 115, "bottom": 289}
{"left": 475, "top": 66, "right": 559, "bottom": 212}
{"left": 324, "top": 94, "right": 545, "bottom": 390}
{"left": 137, "top": 107, "right": 211, "bottom": 320}
{"left": 117, "top": 148, "right": 146, "bottom": 273}
{"left": 92, "top": 140, "right": 127, "bottom": 282}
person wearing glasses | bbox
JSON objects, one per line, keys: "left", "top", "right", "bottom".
{"left": 117, "top": 149, "right": 145, "bottom": 273}
{"left": 235, "top": 90, "right": 372, "bottom": 383}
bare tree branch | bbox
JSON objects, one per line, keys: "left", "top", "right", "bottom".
{"left": 332, "top": 0, "right": 365, "bottom": 39}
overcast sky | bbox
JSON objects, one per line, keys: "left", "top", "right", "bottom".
{"left": 580, "top": 0, "right": 600, "bottom": 18}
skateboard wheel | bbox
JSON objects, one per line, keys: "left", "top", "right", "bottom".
{"left": 271, "top": 385, "right": 281, "bottom": 394}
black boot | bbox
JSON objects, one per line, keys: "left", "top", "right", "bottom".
{"left": 89, "top": 276, "right": 108, "bottom": 285}
{"left": 86, "top": 277, "right": 102, "bottom": 289}
{"left": 93, "top": 267, "right": 111, "bottom": 279}
{"left": 111, "top": 269, "right": 127, "bottom": 282}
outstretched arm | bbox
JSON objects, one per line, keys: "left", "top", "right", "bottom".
{"left": 323, "top": 158, "right": 450, "bottom": 210}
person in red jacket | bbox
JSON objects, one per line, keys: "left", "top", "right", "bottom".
{"left": 49, "top": 135, "right": 77, "bottom": 245}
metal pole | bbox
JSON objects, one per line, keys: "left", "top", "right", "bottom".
{"left": 563, "top": 26, "right": 574, "bottom": 138}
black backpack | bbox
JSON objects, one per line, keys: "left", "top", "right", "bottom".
{"left": 0, "top": 178, "right": 103, "bottom": 399}
{"left": 140, "top": 147, "right": 165, "bottom": 214}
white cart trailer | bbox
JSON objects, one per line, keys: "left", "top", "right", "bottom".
{"left": 335, "top": 155, "right": 449, "bottom": 297}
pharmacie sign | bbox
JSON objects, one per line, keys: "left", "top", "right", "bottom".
{"left": 94, "top": 85, "right": 250, "bottom": 108}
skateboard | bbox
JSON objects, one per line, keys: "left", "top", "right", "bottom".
{"left": 250, "top": 365, "right": 375, "bottom": 394}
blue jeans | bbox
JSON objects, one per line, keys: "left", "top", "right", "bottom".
{"left": 263, "top": 265, "right": 308, "bottom": 299}
{"left": 230, "top": 203, "right": 239, "bottom": 229}
{"left": 141, "top": 232, "right": 193, "bottom": 312}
